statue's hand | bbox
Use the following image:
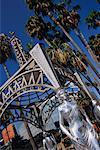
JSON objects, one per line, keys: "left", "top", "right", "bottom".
{"left": 89, "top": 127, "right": 98, "bottom": 139}
{"left": 73, "top": 137, "right": 84, "bottom": 146}
{"left": 73, "top": 137, "right": 78, "bottom": 142}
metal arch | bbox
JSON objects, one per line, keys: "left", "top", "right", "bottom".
{"left": 11, "top": 89, "right": 55, "bottom": 107}
{"left": 0, "top": 88, "right": 55, "bottom": 119}
{"left": 0, "top": 45, "right": 84, "bottom": 121}
{"left": 1, "top": 89, "right": 90, "bottom": 132}
{"left": 40, "top": 96, "right": 60, "bottom": 124}
{"left": 0, "top": 59, "right": 56, "bottom": 118}
{"left": 0, "top": 86, "right": 57, "bottom": 130}
{"left": 0, "top": 43, "right": 93, "bottom": 131}
{"left": 0, "top": 106, "right": 41, "bottom": 130}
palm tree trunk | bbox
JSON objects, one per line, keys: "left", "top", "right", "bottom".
{"left": 24, "top": 121, "right": 37, "bottom": 150}
{"left": 80, "top": 72, "right": 100, "bottom": 95}
{"left": 20, "top": 103, "right": 37, "bottom": 150}
{"left": 74, "top": 72, "right": 93, "bottom": 100}
{"left": 85, "top": 58, "right": 99, "bottom": 78}
{"left": 44, "top": 38, "right": 53, "bottom": 48}
{"left": 74, "top": 28, "right": 99, "bottom": 64}
{"left": 49, "top": 14, "right": 82, "bottom": 53}
{"left": 75, "top": 55, "right": 99, "bottom": 88}
{"left": 47, "top": 13, "right": 100, "bottom": 78}
{"left": 3, "top": 63, "right": 10, "bottom": 79}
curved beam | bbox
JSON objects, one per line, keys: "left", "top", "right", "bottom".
{"left": 0, "top": 108, "right": 40, "bottom": 129}
{"left": 0, "top": 66, "right": 56, "bottom": 118}
{"left": 0, "top": 119, "right": 40, "bottom": 131}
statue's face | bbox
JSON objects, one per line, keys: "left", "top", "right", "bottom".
{"left": 56, "top": 89, "right": 66, "bottom": 101}
{"left": 43, "top": 132, "right": 47, "bottom": 138}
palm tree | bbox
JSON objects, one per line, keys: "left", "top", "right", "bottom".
{"left": 55, "top": 4, "right": 99, "bottom": 64}
{"left": 25, "top": 0, "right": 100, "bottom": 78}
{"left": 59, "top": 43, "right": 100, "bottom": 92}
{"left": 70, "top": 9, "right": 99, "bottom": 64}
{"left": 88, "top": 34, "right": 100, "bottom": 62}
{"left": 26, "top": 15, "right": 69, "bottom": 65}
{"left": 97, "top": 0, "right": 100, "bottom": 4}
{"left": 26, "top": 15, "right": 52, "bottom": 45}
{"left": 0, "top": 33, "right": 12, "bottom": 78}
{"left": 26, "top": 16, "right": 46, "bottom": 40}
{"left": 86, "top": 10, "right": 100, "bottom": 29}
{"left": 25, "top": 1, "right": 84, "bottom": 53}
{"left": 53, "top": 5, "right": 100, "bottom": 77}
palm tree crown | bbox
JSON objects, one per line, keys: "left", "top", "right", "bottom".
{"left": 26, "top": 16, "right": 48, "bottom": 40}
{"left": 26, "top": 0, "right": 54, "bottom": 16}
{"left": 88, "top": 34, "right": 100, "bottom": 61}
{"left": 0, "top": 33, "right": 14, "bottom": 78}
{"left": 0, "top": 33, "right": 12, "bottom": 64}
{"left": 86, "top": 10, "right": 100, "bottom": 29}
{"left": 56, "top": 3, "right": 80, "bottom": 29}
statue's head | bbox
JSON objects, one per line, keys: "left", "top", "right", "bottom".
{"left": 43, "top": 131, "right": 50, "bottom": 138}
{"left": 43, "top": 131, "right": 47, "bottom": 138}
{"left": 56, "top": 88, "right": 77, "bottom": 104}
{"left": 56, "top": 88, "right": 66, "bottom": 102}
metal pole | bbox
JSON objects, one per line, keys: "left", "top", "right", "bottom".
{"left": 24, "top": 121, "right": 37, "bottom": 150}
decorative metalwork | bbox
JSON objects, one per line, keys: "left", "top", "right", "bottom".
{"left": 54, "top": 65, "right": 86, "bottom": 91}
{"left": 41, "top": 96, "right": 60, "bottom": 124}
{"left": 0, "top": 59, "right": 56, "bottom": 118}
{"left": 54, "top": 65, "right": 96, "bottom": 99}
{"left": 10, "top": 35, "right": 27, "bottom": 66}
{"left": 0, "top": 61, "right": 92, "bottom": 128}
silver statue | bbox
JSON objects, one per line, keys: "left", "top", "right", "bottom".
{"left": 43, "top": 132, "right": 57, "bottom": 150}
{"left": 57, "top": 89, "right": 100, "bottom": 150}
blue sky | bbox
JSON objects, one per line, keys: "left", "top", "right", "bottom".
{"left": 0, "top": 0, "right": 99, "bottom": 86}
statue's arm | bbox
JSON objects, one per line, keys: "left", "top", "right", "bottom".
{"left": 80, "top": 109, "right": 98, "bottom": 137}
{"left": 43, "top": 139, "right": 47, "bottom": 150}
{"left": 59, "top": 109, "right": 73, "bottom": 140}
{"left": 81, "top": 109, "right": 93, "bottom": 127}
{"left": 51, "top": 134, "right": 57, "bottom": 144}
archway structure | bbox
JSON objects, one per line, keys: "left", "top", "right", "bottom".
{"left": 0, "top": 44, "right": 60, "bottom": 118}
{"left": 0, "top": 43, "right": 93, "bottom": 126}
